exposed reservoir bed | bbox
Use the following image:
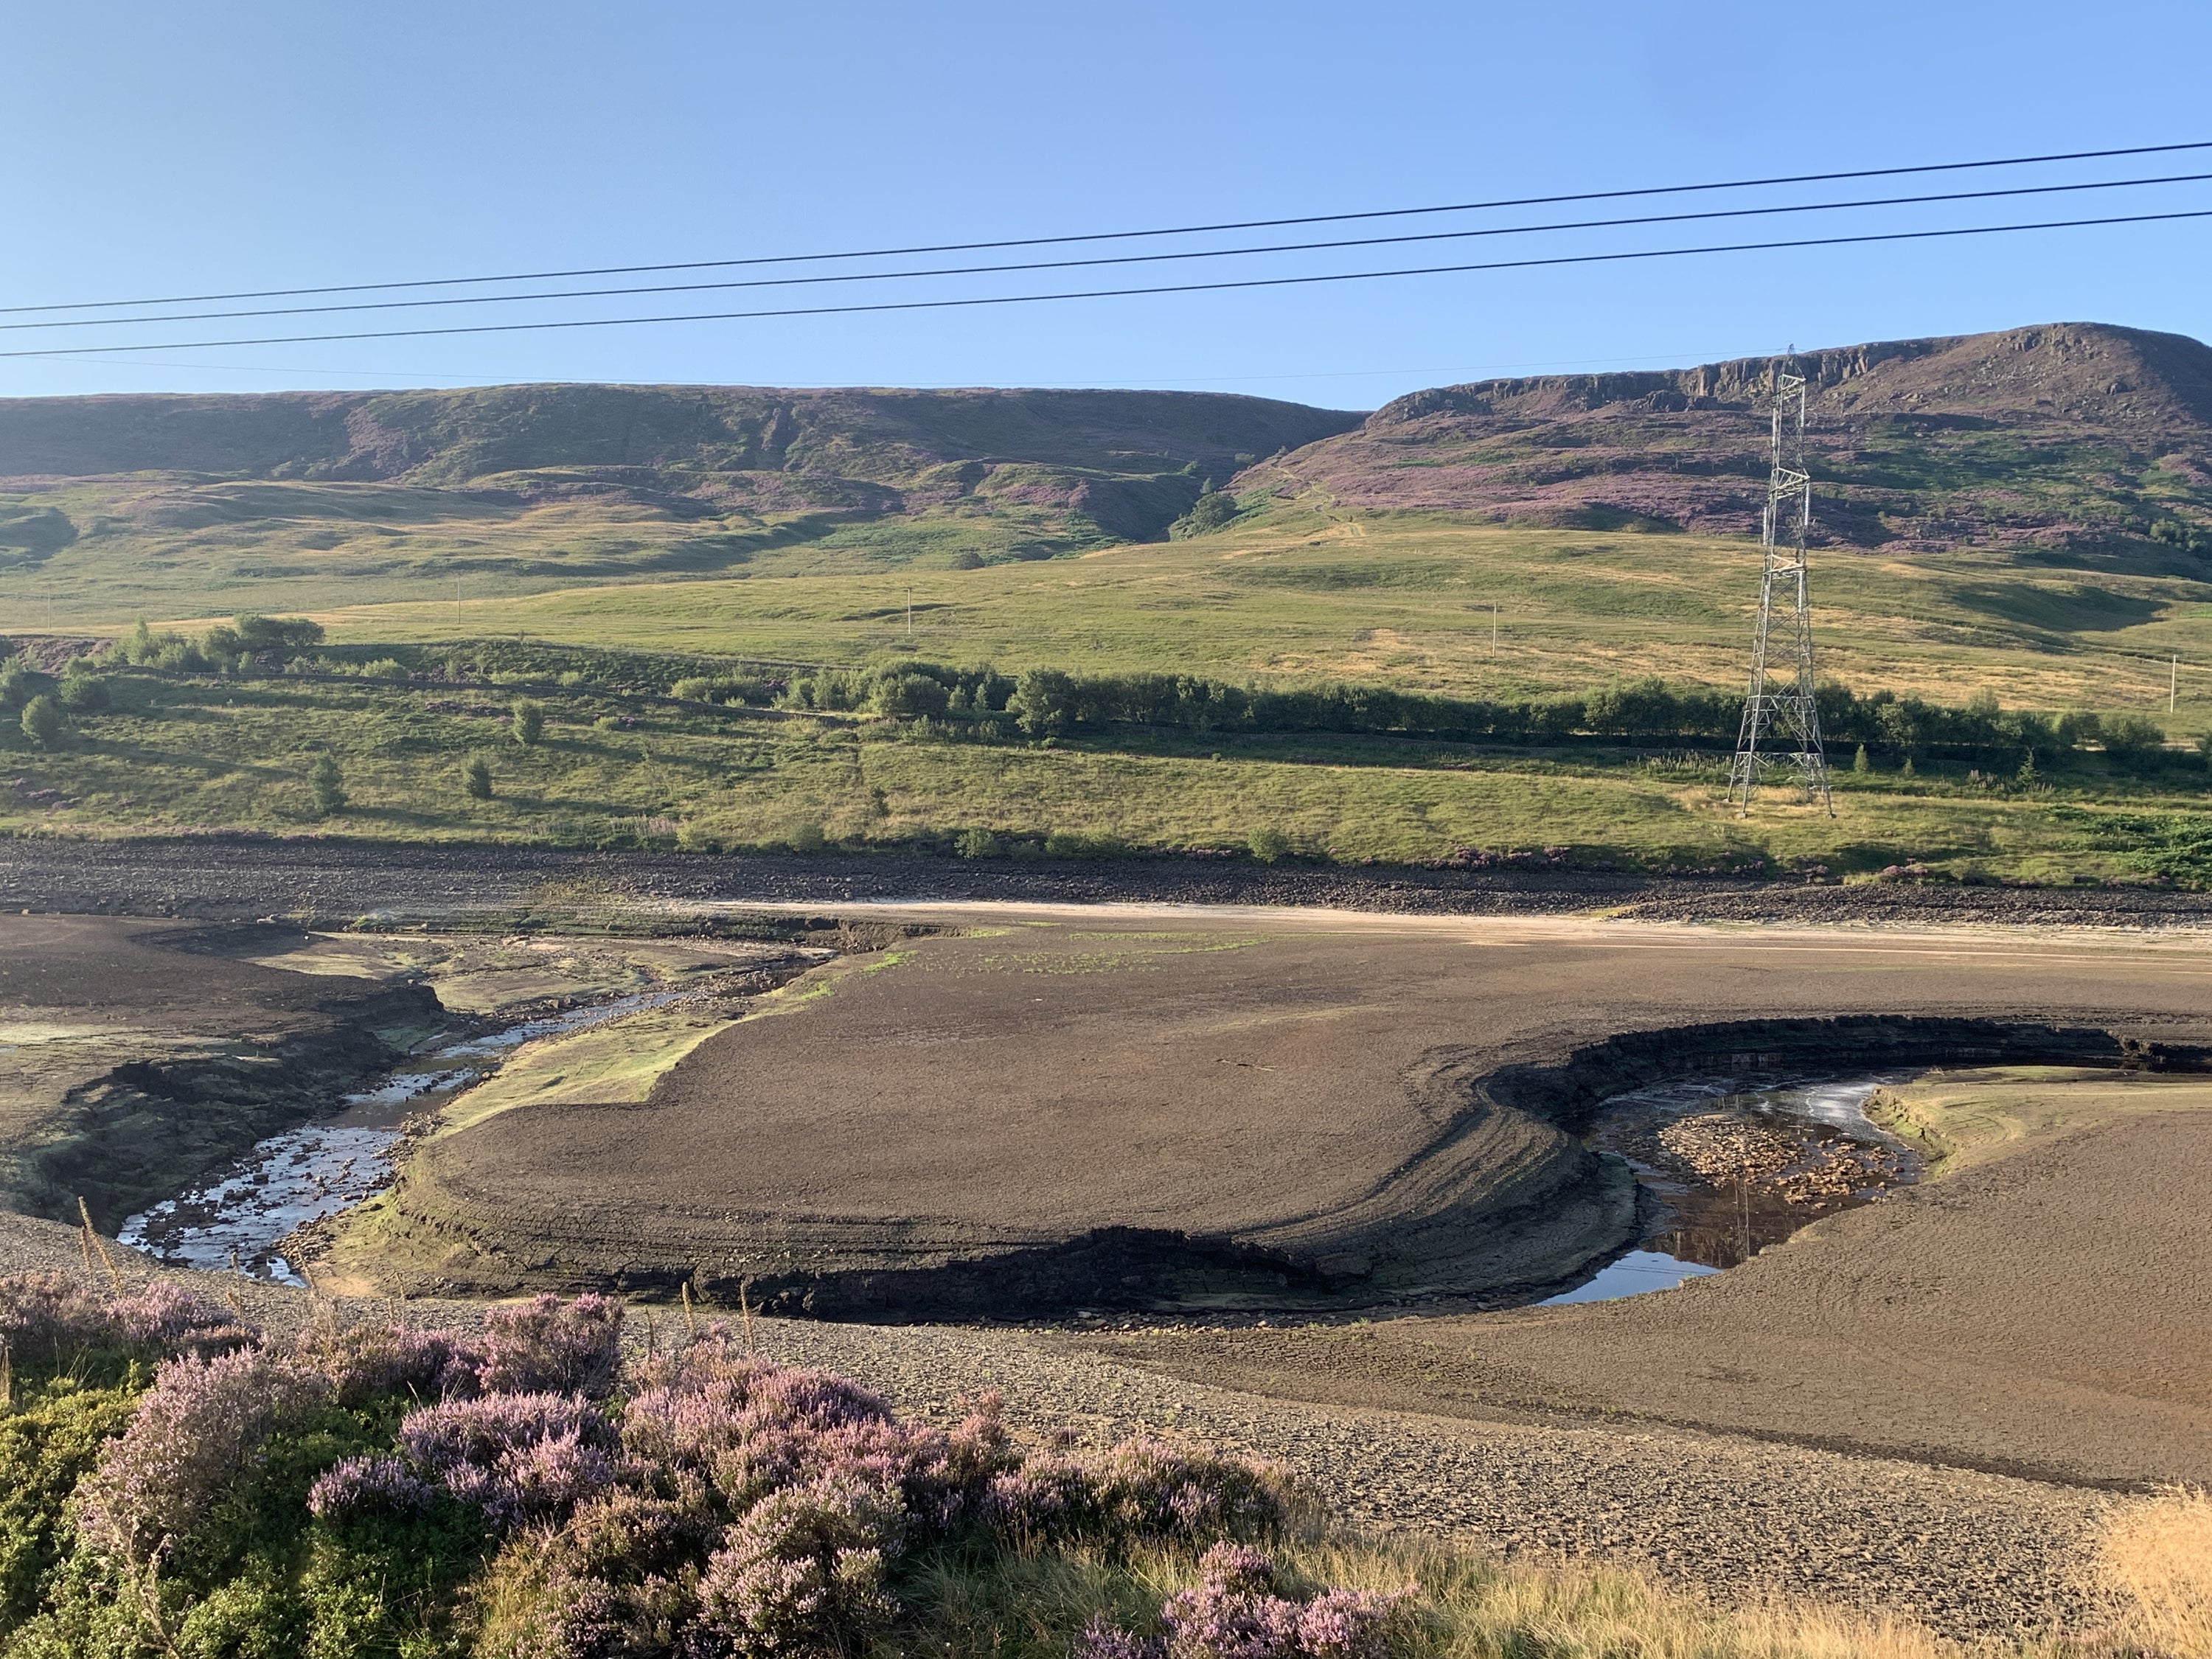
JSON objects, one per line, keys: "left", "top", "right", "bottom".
{"left": 119, "top": 990, "right": 693, "bottom": 1281}
{"left": 1542, "top": 1072, "right": 1919, "bottom": 1304}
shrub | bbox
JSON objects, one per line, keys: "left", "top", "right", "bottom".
{"left": 395, "top": 1393, "right": 619, "bottom": 1531}
{"left": 1248, "top": 827, "right": 1291, "bottom": 864}
{"left": 307, "top": 753, "right": 345, "bottom": 817}
{"left": 513, "top": 699, "right": 546, "bottom": 747}
{"left": 691, "top": 1475, "right": 905, "bottom": 1655}
{"left": 57, "top": 672, "right": 109, "bottom": 713}
{"left": 2104, "top": 713, "right": 2169, "bottom": 768}
{"left": 1009, "top": 667, "right": 1075, "bottom": 737}
{"left": 476, "top": 1293, "right": 624, "bottom": 1397}
{"left": 0, "top": 1273, "right": 250, "bottom": 1372}
{"left": 985, "top": 1438, "right": 1295, "bottom": 1546}
{"left": 956, "top": 828, "right": 1001, "bottom": 859}
{"left": 872, "top": 672, "right": 951, "bottom": 720}
{"left": 292, "top": 1321, "right": 479, "bottom": 1407}
{"left": 76, "top": 1347, "right": 330, "bottom": 1565}
{"left": 465, "top": 754, "right": 495, "bottom": 800}
{"left": 1170, "top": 487, "right": 1242, "bottom": 540}
{"left": 18, "top": 694, "right": 62, "bottom": 749}
{"left": 0, "top": 661, "right": 58, "bottom": 711}
{"left": 1077, "top": 1542, "right": 1406, "bottom": 1659}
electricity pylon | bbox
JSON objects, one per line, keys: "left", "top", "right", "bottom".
{"left": 1728, "top": 366, "right": 1833, "bottom": 816}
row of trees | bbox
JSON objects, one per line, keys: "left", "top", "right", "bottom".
{"left": 93, "top": 614, "right": 326, "bottom": 675}
{"left": 773, "top": 658, "right": 2185, "bottom": 768}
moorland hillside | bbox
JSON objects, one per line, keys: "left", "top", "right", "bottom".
{"left": 0, "top": 385, "right": 1362, "bottom": 611}
{"left": 1244, "top": 322, "right": 2212, "bottom": 560}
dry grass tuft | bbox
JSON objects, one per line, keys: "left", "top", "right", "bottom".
{"left": 2101, "top": 1487, "right": 2212, "bottom": 1658}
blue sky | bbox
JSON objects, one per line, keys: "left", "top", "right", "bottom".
{"left": 7, "top": 0, "right": 2211, "bottom": 409}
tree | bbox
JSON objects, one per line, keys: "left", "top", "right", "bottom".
{"left": 308, "top": 753, "right": 346, "bottom": 816}
{"left": 512, "top": 699, "right": 546, "bottom": 746}
{"left": 1852, "top": 744, "right": 1870, "bottom": 775}
{"left": 58, "top": 670, "right": 110, "bottom": 712}
{"left": 19, "top": 694, "right": 63, "bottom": 748}
{"left": 464, "top": 754, "right": 494, "bottom": 800}
{"left": 1007, "top": 668, "right": 1074, "bottom": 737}
{"left": 1170, "top": 486, "right": 1242, "bottom": 539}
{"left": 1248, "top": 827, "right": 1292, "bottom": 864}
{"left": 871, "top": 673, "right": 949, "bottom": 720}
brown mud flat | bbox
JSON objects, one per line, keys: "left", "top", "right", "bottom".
{"left": 1093, "top": 1093, "right": 2212, "bottom": 1492}
{"left": 0, "top": 914, "right": 439, "bottom": 1228}
{"left": 348, "top": 910, "right": 2212, "bottom": 1327}
{"left": 7, "top": 835, "right": 2212, "bottom": 928}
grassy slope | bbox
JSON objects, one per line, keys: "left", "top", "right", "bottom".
{"left": 293, "top": 506, "right": 2212, "bottom": 729}
{"left": 7, "top": 466, "right": 2211, "bottom": 885}
{"left": 0, "top": 667, "right": 2202, "bottom": 883}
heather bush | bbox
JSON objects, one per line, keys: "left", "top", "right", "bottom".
{"left": 0, "top": 1273, "right": 253, "bottom": 1375}
{"left": 293, "top": 1318, "right": 480, "bottom": 1407}
{"left": 987, "top": 1438, "right": 1297, "bottom": 1548}
{"left": 0, "top": 1279, "right": 1325, "bottom": 1659}
{"left": 395, "top": 1391, "right": 620, "bottom": 1531}
{"left": 75, "top": 1346, "right": 332, "bottom": 1565}
{"left": 476, "top": 1292, "right": 625, "bottom": 1397}
{"left": 691, "top": 1474, "right": 908, "bottom": 1657}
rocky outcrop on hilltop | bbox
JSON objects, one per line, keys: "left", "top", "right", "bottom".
{"left": 1242, "top": 323, "right": 2212, "bottom": 560}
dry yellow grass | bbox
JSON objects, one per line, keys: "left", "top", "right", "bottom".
{"left": 2101, "top": 1488, "right": 2212, "bottom": 1657}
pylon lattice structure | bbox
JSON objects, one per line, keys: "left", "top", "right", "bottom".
{"left": 1728, "top": 367, "right": 1834, "bottom": 815}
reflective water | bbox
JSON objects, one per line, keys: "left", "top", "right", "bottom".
{"left": 1541, "top": 1072, "right": 1919, "bottom": 1307}
{"left": 119, "top": 990, "right": 687, "bottom": 1284}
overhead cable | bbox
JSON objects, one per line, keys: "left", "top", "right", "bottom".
{"left": 9, "top": 169, "right": 2210, "bottom": 334}
{"left": 4, "top": 138, "right": 2208, "bottom": 317}
{"left": 7, "top": 205, "right": 2208, "bottom": 360}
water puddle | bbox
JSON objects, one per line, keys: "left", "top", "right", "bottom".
{"left": 1542, "top": 1072, "right": 1919, "bottom": 1307}
{"left": 120, "top": 990, "right": 689, "bottom": 1284}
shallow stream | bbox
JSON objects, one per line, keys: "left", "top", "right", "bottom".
{"left": 119, "top": 990, "right": 688, "bottom": 1283}
{"left": 1539, "top": 1072, "right": 1920, "bottom": 1307}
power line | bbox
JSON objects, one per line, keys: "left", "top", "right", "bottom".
{"left": 7, "top": 205, "right": 2208, "bottom": 361}
{"left": 13, "top": 170, "right": 2208, "bottom": 335}
{"left": 5, "top": 138, "right": 2208, "bottom": 318}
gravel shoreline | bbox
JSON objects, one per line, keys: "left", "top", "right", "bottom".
{"left": 4, "top": 835, "right": 2210, "bottom": 928}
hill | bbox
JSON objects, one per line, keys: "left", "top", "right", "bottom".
{"left": 0, "top": 384, "right": 1361, "bottom": 619}
{"left": 1241, "top": 322, "right": 2212, "bottom": 563}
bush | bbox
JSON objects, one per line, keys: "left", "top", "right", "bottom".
{"left": 57, "top": 672, "right": 108, "bottom": 713}
{"left": 307, "top": 754, "right": 346, "bottom": 817}
{"left": 2103, "top": 713, "right": 2168, "bottom": 768}
{"left": 1248, "top": 828, "right": 1291, "bottom": 864}
{"left": 1009, "top": 667, "right": 1075, "bottom": 737}
{"left": 1077, "top": 1542, "right": 1405, "bottom": 1659}
{"left": 0, "top": 661, "right": 55, "bottom": 712}
{"left": 512, "top": 699, "right": 546, "bottom": 747}
{"left": 1170, "top": 487, "right": 1242, "bottom": 540}
{"left": 873, "top": 672, "right": 951, "bottom": 720}
{"left": 76, "top": 1347, "right": 331, "bottom": 1565}
{"left": 17, "top": 694, "right": 62, "bottom": 749}
{"left": 465, "top": 755, "right": 495, "bottom": 800}
{"left": 0, "top": 1282, "right": 1302, "bottom": 1659}
{"left": 956, "top": 828, "right": 1001, "bottom": 859}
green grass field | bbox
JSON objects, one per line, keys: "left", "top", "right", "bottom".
{"left": 7, "top": 503, "right": 2211, "bottom": 883}
{"left": 2, "top": 665, "right": 2205, "bottom": 885}
{"left": 281, "top": 507, "right": 2212, "bottom": 732}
